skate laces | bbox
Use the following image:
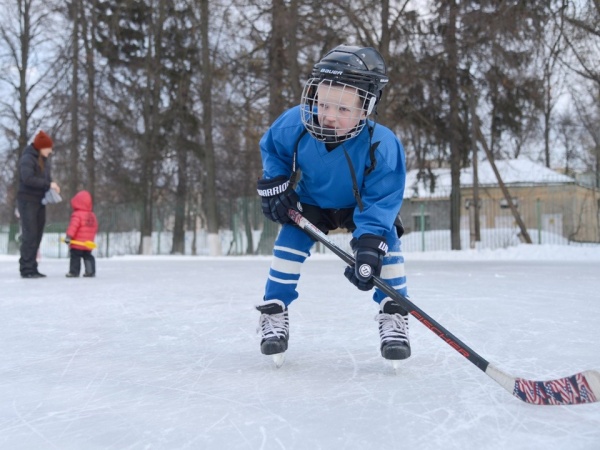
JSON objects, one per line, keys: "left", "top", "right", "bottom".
{"left": 375, "top": 313, "right": 409, "bottom": 344}
{"left": 257, "top": 311, "right": 289, "bottom": 340}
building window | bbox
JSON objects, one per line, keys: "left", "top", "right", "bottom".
{"left": 412, "top": 214, "right": 430, "bottom": 231}
{"left": 499, "top": 197, "right": 519, "bottom": 209}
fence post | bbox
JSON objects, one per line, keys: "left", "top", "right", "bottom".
{"left": 420, "top": 203, "right": 425, "bottom": 252}
{"left": 157, "top": 217, "right": 162, "bottom": 255}
{"left": 536, "top": 198, "right": 541, "bottom": 245}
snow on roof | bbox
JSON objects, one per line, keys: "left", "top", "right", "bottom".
{"left": 404, "top": 158, "right": 575, "bottom": 199}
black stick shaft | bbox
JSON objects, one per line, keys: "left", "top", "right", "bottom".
{"left": 289, "top": 210, "right": 489, "bottom": 372}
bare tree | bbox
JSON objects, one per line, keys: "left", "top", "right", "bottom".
{"left": 573, "top": 90, "right": 600, "bottom": 188}
{"left": 199, "top": 0, "right": 220, "bottom": 255}
{"left": 562, "top": 0, "right": 600, "bottom": 87}
{"left": 80, "top": 0, "right": 99, "bottom": 197}
{"left": 68, "top": 0, "right": 80, "bottom": 196}
{"left": 163, "top": 2, "right": 199, "bottom": 255}
{"left": 0, "top": 0, "right": 65, "bottom": 252}
{"left": 561, "top": 0, "right": 600, "bottom": 187}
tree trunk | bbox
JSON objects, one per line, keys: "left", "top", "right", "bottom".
{"left": 200, "top": 0, "right": 220, "bottom": 255}
{"left": 4, "top": 0, "right": 40, "bottom": 253}
{"left": 445, "top": 0, "right": 462, "bottom": 250}
{"left": 82, "top": 0, "right": 97, "bottom": 198}
{"left": 69, "top": 0, "right": 80, "bottom": 196}
{"left": 172, "top": 143, "right": 188, "bottom": 254}
{"left": 139, "top": 0, "right": 166, "bottom": 255}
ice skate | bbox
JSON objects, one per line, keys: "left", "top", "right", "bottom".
{"left": 376, "top": 298, "right": 411, "bottom": 367}
{"left": 256, "top": 299, "right": 289, "bottom": 366}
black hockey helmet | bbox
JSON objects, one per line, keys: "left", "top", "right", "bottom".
{"left": 311, "top": 45, "right": 389, "bottom": 104}
{"left": 300, "top": 45, "right": 389, "bottom": 143}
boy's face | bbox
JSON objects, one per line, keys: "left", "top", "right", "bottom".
{"left": 316, "top": 82, "right": 366, "bottom": 138}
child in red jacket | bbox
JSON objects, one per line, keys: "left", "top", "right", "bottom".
{"left": 65, "top": 190, "right": 98, "bottom": 277}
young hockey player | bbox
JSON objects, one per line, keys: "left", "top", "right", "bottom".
{"left": 64, "top": 190, "right": 98, "bottom": 277}
{"left": 256, "top": 45, "right": 410, "bottom": 366}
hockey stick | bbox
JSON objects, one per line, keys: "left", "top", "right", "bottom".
{"left": 61, "top": 237, "right": 97, "bottom": 249}
{"left": 288, "top": 209, "right": 600, "bottom": 405}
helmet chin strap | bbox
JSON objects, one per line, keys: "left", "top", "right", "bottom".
{"left": 312, "top": 122, "right": 338, "bottom": 143}
{"left": 309, "top": 115, "right": 362, "bottom": 144}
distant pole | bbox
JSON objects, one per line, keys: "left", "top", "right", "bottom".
{"left": 420, "top": 203, "right": 425, "bottom": 252}
{"left": 469, "top": 90, "right": 481, "bottom": 247}
{"left": 156, "top": 208, "right": 162, "bottom": 255}
{"left": 537, "top": 199, "right": 542, "bottom": 244}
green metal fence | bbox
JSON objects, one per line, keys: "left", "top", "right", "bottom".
{"left": 1, "top": 190, "right": 599, "bottom": 258}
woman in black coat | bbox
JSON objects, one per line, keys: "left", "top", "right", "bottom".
{"left": 17, "top": 130, "right": 61, "bottom": 278}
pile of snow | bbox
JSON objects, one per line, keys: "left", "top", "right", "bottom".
{"left": 404, "top": 243, "right": 600, "bottom": 261}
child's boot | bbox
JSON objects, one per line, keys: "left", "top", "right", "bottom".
{"left": 83, "top": 259, "right": 95, "bottom": 277}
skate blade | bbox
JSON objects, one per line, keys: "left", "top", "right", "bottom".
{"left": 391, "top": 360, "right": 402, "bottom": 374}
{"left": 272, "top": 353, "right": 285, "bottom": 368}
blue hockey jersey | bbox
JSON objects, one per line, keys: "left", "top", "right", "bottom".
{"left": 260, "top": 105, "right": 406, "bottom": 238}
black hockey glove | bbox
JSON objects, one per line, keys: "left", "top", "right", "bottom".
{"left": 344, "top": 234, "right": 388, "bottom": 291}
{"left": 257, "top": 176, "right": 300, "bottom": 225}
{"left": 64, "top": 235, "right": 72, "bottom": 244}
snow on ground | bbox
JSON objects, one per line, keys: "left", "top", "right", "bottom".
{"left": 1, "top": 246, "right": 599, "bottom": 449}
{"left": 404, "top": 243, "right": 600, "bottom": 261}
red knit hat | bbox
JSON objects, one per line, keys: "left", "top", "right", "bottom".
{"left": 33, "top": 130, "right": 53, "bottom": 151}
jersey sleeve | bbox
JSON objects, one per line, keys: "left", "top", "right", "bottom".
{"left": 259, "top": 106, "right": 306, "bottom": 179}
{"left": 352, "top": 132, "right": 406, "bottom": 238}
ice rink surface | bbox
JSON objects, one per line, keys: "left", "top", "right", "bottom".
{"left": 1, "top": 249, "right": 599, "bottom": 449}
